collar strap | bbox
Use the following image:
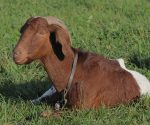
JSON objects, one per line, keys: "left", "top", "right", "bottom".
{"left": 55, "top": 52, "right": 78, "bottom": 110}
{"left": 64, "top": 52, "right": 78, "bottom": 97}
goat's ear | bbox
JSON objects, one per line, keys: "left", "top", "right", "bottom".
{"left": 49, "top": 32, "right": 65, "bottom": 61}
{"left": 45, "top": 17, "right": 71, "bottom": 59}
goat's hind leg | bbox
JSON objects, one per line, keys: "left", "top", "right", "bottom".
{"left": 31, "top": 85, "right": 56, "bottom": 104}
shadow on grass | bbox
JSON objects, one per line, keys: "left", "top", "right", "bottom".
{"left": 129, "top": 54, "right": 150, "bottom": 70}
{"left": 0, "top": 80, "right": 63, "bottom": 121}
{"left": 0, "top": 79, "right": 62, "bottom": 107}
{"left": 0, "top": 80, "right": 52, "bottom": 100}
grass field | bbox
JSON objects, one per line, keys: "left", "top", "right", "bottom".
{"left": 0, "top": 0, "right": 150, "bottom": 124}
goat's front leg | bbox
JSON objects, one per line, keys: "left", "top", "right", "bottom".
{"left": 31, "top": 85, "right": 56, "bottom": 104}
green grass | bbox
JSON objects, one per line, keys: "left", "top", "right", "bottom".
{"left": 0, "top": 0, "right": 150, "bottom": 124}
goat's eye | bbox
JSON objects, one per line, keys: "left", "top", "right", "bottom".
{"left": 37, "top": 30, "right": 47, "bottom": 35}
{"left": 38, "top": 31, "right": 44, "bottom": 35}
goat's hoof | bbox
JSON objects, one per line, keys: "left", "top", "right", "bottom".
{"left": 31, "top": 99, "right": 41, "bottom": 105}
{"left": 55, "top": 102, "right": 61, "bottom": 111}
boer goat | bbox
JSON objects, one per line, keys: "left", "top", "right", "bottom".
{"left": 13, "top": 16, "right": 150, "bottom": 109}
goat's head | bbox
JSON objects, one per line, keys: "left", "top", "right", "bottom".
{"left": 13, "top": 16, "right": 71, "bottom": 64}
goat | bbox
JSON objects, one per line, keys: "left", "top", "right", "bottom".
{"left": 13, "top": 16, "right": 150, "bottom": 109}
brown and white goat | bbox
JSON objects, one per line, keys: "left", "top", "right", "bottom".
{"left": 13, "top": 16, "right": 150, "bottom": 109}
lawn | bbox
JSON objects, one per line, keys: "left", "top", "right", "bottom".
{"left": 0, "top": 0, "right": 150, "bottom": 124}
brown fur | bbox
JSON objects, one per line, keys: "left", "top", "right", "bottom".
{"left": 13, "top": 17, "right": 140, "bottom": 109}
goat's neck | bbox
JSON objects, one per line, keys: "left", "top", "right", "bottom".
{"left": 40, "top": 50, "right": 74, "bottom": 92}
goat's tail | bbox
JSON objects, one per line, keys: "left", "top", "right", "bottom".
{"left": 117, "top": 58, "right": 150, "bottom": 96}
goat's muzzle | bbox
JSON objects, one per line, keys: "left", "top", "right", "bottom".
{"left": 13, "top": 48, "right": 28, "bottom": 65}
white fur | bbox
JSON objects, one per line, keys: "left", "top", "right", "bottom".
{"left": 117, "top": 58, "right": 150, "bottom": 96}
{"left": 39, "top": 85, "right": 56, "bottom": 98}
{"left": 31, "top": 85, "right": 56, "bottom": 104}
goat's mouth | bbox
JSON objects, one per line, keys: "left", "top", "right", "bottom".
{"left": 13, "top": 53, "right": 33, "bottom": 65}
{"left": 13, "top": 56, "right": 28, "bottom": 65}
{"left": 13, "top": 51, "right": 33, "bottom": 65}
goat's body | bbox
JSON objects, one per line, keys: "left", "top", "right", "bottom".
{"left": 32, "top": 49, "right": 150, "bottom": 109}
{"left": 66, "top": 50, "right": 142, "bottom": 108}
